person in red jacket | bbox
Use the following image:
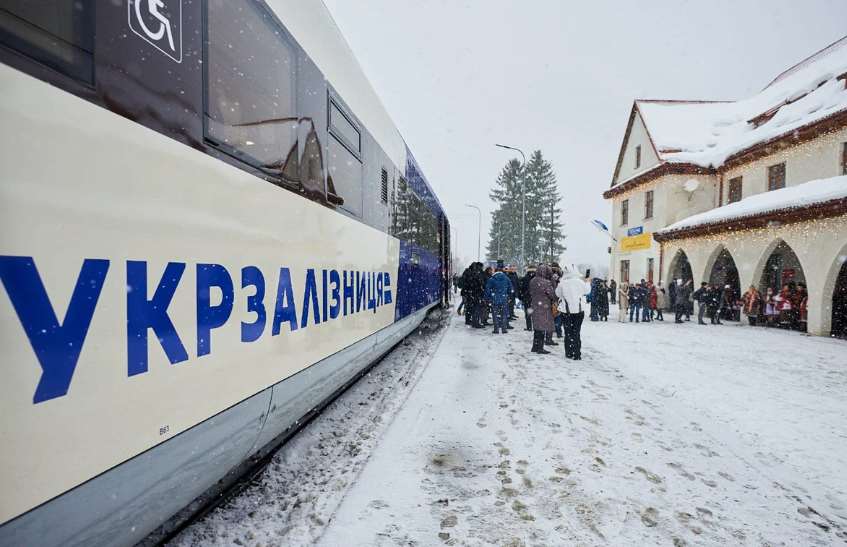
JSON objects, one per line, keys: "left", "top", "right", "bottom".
{"left": 648, "top": 283, "right": 658, "bottom": 320}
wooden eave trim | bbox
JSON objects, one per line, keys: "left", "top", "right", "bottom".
{"left": 722, "top": 108, "right": 847, "bottom": 170}
{"left": 610, "top": 105, "right": 638, "bottom": 186}
{"left": 603, "top": 162, "right": 714, "bottom": 199}
{"left": 653, "top": 197, "right": 847, "bottom": 242}
{"left": 604, "top": 107, "right": 847, "bottom": 200}
{"left": 635, "top": 102, "right": 663, "bottom": 165}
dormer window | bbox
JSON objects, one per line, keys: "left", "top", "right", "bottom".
{"left": 635, "top": 145, "right": 641, "bottom": 169}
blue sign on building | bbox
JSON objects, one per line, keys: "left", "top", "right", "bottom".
{"left": 627, "top": 226, "right": 644, "bottom": 237}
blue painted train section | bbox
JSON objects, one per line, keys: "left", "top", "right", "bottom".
{"left": 395, "top": 149, "right": 446, "bottom": 321}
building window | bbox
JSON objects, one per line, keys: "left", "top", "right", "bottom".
{"left": 621, "top": 260, "right": 630, "bottom": 283}
{"left": 647, "top": 258, "right": 654, "bottom": 283}
{"left": 206, "top": 0, "right": 297, "bottom": 174}
{"left": 767, "top": 162, "right": 786, "bottom": 191}
{"left": 380, "top": 168, "right": 389, "bottom": 204}
{"left": 728, "top": 177, "right": 743, "bottom": 203}
{"left": 0, "top": 1, "right": 95, "bottom": 84}
{"left": 621, "top": 199, "right": 629, "bottom": 226}
{"left": 644, "top": 190, "right": 654, "bottom": 219}
{"left": 842, "top": 142, "right": 847, "bottom": 175}
{"left": 635, "top": 145, "right": 641, "bottom": 169}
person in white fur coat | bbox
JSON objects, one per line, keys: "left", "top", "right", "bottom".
{"left": 555, "top": 265, "right": 591, "bottom": 360}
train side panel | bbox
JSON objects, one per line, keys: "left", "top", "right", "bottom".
{"left": 0, "top": 63, "right": 398, "bottom": 529}
{"left": 0, "top": 1, "right": 447, "bottom": 544}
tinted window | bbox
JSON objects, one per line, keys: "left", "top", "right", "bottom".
{"left": 0, "top": 0, "right": 94, "bottom": 83}
{"left": 391, "top": 178, "right": 438, "bottom": 252}
{"left": 205, "top": 0, "right": 297, "bottom": 175}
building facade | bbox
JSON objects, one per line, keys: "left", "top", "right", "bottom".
{"left": 604, "top": 37, "right": 847, "bottom": 337}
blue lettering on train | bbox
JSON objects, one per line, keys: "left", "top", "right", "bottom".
{"left": 0, "top": 256, "right": 394, "bottom": 404}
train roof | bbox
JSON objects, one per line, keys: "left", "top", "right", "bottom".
{"left": 269, "top": 0, "right": 444, "bottom": 215}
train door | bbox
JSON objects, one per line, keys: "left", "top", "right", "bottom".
{"left": 440, "top": 215, "right": 451, "bottom": 306}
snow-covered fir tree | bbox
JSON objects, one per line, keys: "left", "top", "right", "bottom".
{"left": 486, "top": 151, "right": 566, "bottom": 266}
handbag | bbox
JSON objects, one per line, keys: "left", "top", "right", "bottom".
{"left": 552, "top": 301, "right": 560, "bottom": 317}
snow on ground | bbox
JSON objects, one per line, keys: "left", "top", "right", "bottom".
{"left": 173, "top": 305, "right": 847, "bottom": 546}
{"left": 169, "top": 311, "right": 448, "bottom": 547}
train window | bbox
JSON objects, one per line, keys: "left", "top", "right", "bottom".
{"left": 329, "top": 99, "right": 361, "bottom": 158}
{"left": 0, "top": 0, "right": 94, "bottom": 83}
{"left": 205, "top": 0, "right": 297, "bottom": 177}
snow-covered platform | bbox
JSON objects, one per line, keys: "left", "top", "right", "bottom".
{"left": 173, "top": 310, "right": 847, "bottom": 546}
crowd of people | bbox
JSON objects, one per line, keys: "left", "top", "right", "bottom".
{"left": 598, "top": 277, "right": 809, "bottom": 331}
{"left": 455, "top": 261, "right": 590, "bottom": 360}
{"left": 739, "top": 282, "right": 809, "bottom": 330}
{"left": 453, "top": 263, "right": 811, "bottom": 357}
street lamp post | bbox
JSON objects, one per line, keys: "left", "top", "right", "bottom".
{"left": 465, "top": 203, "right": 481, "bottom": 262}
{"left": 495, "top": 143, "right": 527, "bottom": 273}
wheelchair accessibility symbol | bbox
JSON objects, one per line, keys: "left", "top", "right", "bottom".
{"left": 128, "top": 0, "right": 182, "bottom": 63}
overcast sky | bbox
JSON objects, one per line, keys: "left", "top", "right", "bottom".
{"left": 322, "top": 0, "right": 847, "bottom": 271}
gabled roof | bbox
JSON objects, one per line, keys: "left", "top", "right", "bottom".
{"left": 608, "top": 35, "right": 847, "bottom": 193}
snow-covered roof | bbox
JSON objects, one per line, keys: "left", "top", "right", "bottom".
{"left": 636, "top": 36, "right": 847, "bottom": 169}
{"left": 657, "top": 175, "right": 847, "bottom": 235}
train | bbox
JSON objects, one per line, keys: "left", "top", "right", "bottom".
{"left": 0, "top": 1, "right": 450, "bottom": 545}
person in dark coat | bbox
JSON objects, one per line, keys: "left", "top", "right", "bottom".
{"left": 675, "top": 279, "right": 693, "bottom": 323}
{"left": 485, "top": 268, "right": 515, "bottom": 334}
{"left": 596, "top": 280, "right": 610, "bottom": 321}
{"left": 641, "top": 281, "right": 652, "bottom": 323}
{"left": 692, "top": 282, "right": 708, "bottom": 324}
{"left": 506, "top": 266, "right": 520, "bottom": 320}
{"left": 518, "top": 266, "right": 536, "bottom": 331}
{"left": 481, "top": 266, "right": 494, "bottom": 326}
{"left": 608, "top": 279, "right": 617, "bottom": 305}
{"left": 462, "top": 263, "right": 486, "bottom": 328}
{"left": 668, "top": 280, "right": 677, "bottom": 314}
{"left": 589, "top": 278, "right": 603, "bottom": 321}
{"left": 529, "top": 265, "right": 557, "bottom": 354}
{"left": 459, "top": 266, "right": 472, "bottom": 324}
{"left": 550, "top": 263, "right": 564, "bottom": 341}
{"left": 707, "top": 284, "right": 723, "bottom": 324}
{"left": 628, "top": 281, "right": 646, "bottom": 323}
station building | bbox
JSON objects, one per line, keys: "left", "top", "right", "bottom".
{"left": 603, "top": 36, "right": 847, "bottom": 337}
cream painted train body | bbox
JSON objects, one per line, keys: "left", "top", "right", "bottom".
{"left": 0, "top": 1, "right": 449, "bottom": 545}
